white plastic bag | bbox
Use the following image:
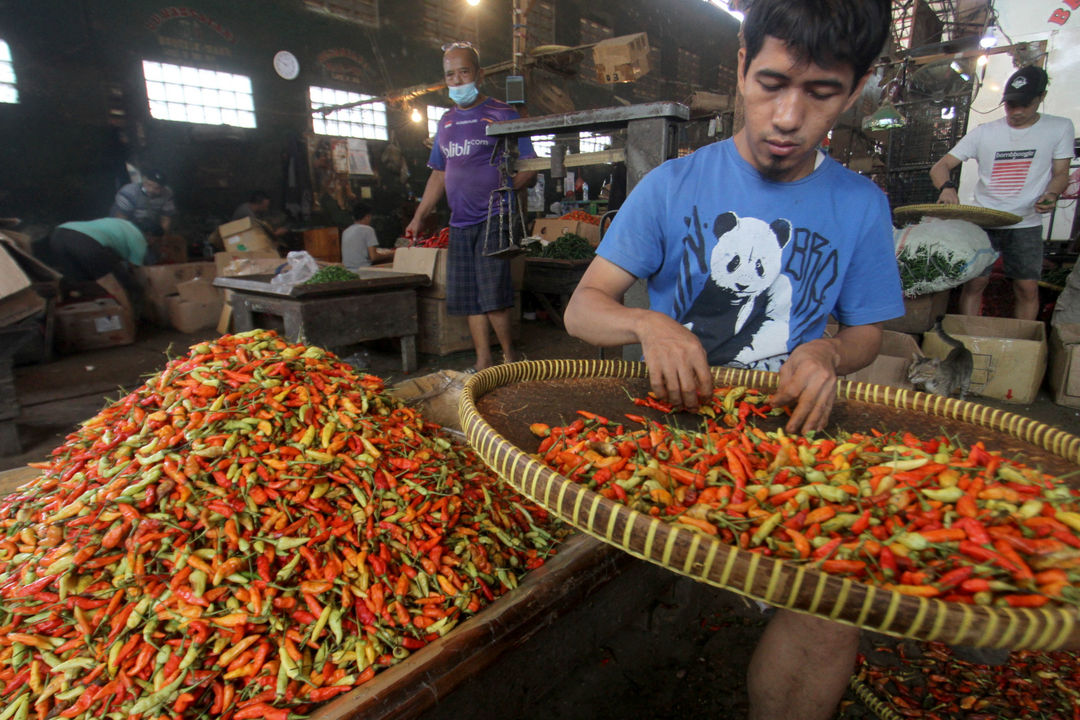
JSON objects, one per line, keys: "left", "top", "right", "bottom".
{"left": 270, "top": 251, "right": 320, "bottom": 292}
{"left": 893, "top": 218, "right": 997, "bottom": 298}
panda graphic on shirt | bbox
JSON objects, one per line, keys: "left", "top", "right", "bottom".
{"left": 678, "top": 212, "right": 793, "bottom": 371}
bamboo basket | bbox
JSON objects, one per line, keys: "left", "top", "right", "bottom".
{"left": 460, "top": 359, "right": 1080, "bottom": 650}
{"left": 892, "top": 203, "right": 1022, "bottom": 228}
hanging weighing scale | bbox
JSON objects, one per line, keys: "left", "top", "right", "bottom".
{"left": 482, "top": 137, "right": 531, "bottom": 259}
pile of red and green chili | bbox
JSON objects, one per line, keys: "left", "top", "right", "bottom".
{"left": 854, "top": 641, "right": 1080, "bottom": 720}
{"left": 532, "top": 386, "right": 1080, "bottom": 607}
{"left": 0, "top": 330, "right": 560, "bottom": 719}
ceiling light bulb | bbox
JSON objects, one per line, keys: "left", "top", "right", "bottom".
{"left": 466, "top": 0, "right": 480, "bottom": 6}
{"left": 977, "top": 54, "right": 989, "bottom": 67}
{"left": 410, "top": 108, "right": 423, "bottom": 123}
{"left": 980, "top": 26, "right": 998, "bottom": 49}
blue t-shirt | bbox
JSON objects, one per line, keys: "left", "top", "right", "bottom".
{"left": 598, "top": 139, "right": 904, "bottom": 371}
{"left": 427, "top": 97, "right": 535, "bottom": 228}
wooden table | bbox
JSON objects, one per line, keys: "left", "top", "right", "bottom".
{"left": 214, "top": 271, "right": 429, "bottom": 372}
{"left": 521, "top": 258, "right": 591, "bottom": 328}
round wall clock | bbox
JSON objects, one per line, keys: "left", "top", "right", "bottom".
{"left": 273, "top": 51, "right": 300, "bottom": 80}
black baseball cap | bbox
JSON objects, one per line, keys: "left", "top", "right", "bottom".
{"left": 1003, "top": 66, "right": 1048, "bottom": 105}
{"left": 143, "top": 168, "right": 167, "bottom": 185}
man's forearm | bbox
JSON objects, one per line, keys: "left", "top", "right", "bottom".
{"left": 1045, "top": 171, "right": 1069, "bottom": 197}
{"left": 825, "top": 324, "right": 884, "bottom": 375}
{"left": 411, "top": 172, "right": 446, "bottom": 224}
{"left": 564, "top": 286, "right": 648, "bottom": 346}
{"left": 512, "top": 170, "right": 537, "bottom": 191}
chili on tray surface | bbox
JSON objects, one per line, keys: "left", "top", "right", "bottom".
{"left": 531, "top": 386, "right": 1080, "bottom": 608}
{"left": 0, "top": 330, "right": 561, "bottom": 719}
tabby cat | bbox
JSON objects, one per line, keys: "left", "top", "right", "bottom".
{"left": 907, "top": 319, "right": 974, "bottom": 399}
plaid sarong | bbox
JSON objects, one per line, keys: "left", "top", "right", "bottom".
{"left": 447, "top": 221, "right": 515, "bottom": 316}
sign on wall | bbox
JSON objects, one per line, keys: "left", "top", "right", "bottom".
{"left": 146, "top": 6, "right": 235, "bottom": 63}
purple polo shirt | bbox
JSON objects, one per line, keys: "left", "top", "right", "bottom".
{"left": 428, "top": 97, "right": 535, "bottom": 228}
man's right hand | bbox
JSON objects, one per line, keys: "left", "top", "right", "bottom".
{"left": 404, "top": 218, "right": 422, "bottom": 239}
{"left": 937, "top": 188, "right": 959, "bottom": 205}
{"left": 637, "top": 312, "right": 713, "bottom": 411}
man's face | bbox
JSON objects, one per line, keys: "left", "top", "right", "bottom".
{"left": 142, "top": 179, "right": 163, "bottom": 197}
{"left": 443, "top": 49, "right": 480, "bottom": 88}
{"left": 256, "top": 198, "right": 271, "bottom": 214}
{"left": 1004, "top": 95, "right": 1042, "bottom": 129}
{"left": 735, "top": 37, "right": 866, "bottom": 182}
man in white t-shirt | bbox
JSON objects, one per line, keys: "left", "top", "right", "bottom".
{"left": 930, "top": 66, "right": 1075, "bottom": 319}
{"left": 341, "top": 203, "right": 393, "bottom": 270}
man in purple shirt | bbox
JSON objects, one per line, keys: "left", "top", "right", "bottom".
{"left": 406, "top": 43, "right": 536, "bottom": 373}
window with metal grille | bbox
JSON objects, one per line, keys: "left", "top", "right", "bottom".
{"left": 310, "top": 86, "right": 388, "bottom": 140}
{"left": 0, "top": 40, "right": 16, "bottom": 104}
{"left": 422, "top": 0, "right": 478, "bottom": 48}
{"left": 303, "top": 0, "right": 378, "bottom": 27}
{"left": 579, "top": 132, "right": 611, "bottom": 153}
{"left": 532, "top": 134, "right": 555, "bottom": 158}
{"left": 677, "top": 49, "right": 701, "bottom": 88}
{"left": 427, "top": 105, "right": 448, "bottom": 137}
{"left": 143, "top": 60, "right": 255, "bottom": 128}
{"left": 579, "top": 18, "right": 614, "bottom": 85}
{"left": 527, "top": 1, "right": 556, "bottom": 46}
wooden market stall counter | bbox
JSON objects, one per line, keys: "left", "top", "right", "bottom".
{"left": 521, "top": 257, "right": 591, "bottom": 329}
{"left": 214, "top": 270, "right": 428, "bottom": 372}
{"left": 0, "top": 465, "right": 633, "bottom": 720}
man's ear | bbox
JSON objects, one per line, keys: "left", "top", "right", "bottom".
{"left": 736, "top": 47, "right": 747, "bottom": 97}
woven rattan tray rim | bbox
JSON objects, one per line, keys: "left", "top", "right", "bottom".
{"left": 460, "top": 359, "right": 1080, "bottom": 650}
{"left": 893, "top": 203, "right": 1022, "bottom": 228}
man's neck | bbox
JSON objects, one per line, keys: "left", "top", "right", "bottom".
{"left": 1008, "top": 113, "right": 1040, "bottom": 129}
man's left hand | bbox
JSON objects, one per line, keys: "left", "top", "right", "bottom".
{"left": 769, "top": 339, "right": 840, "bottom": 434}
{"left": 1035, "top": 192, "right": 1059, "bottom": 213}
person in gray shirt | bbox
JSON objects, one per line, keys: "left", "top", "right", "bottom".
{"left": 341, "top": 203, "right": 393, "bottom": 270}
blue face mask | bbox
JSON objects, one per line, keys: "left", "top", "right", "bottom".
{"left": 449, "top": 82, "right": 478, "bottom": 107}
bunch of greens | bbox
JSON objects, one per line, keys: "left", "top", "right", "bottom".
{"left": 305, "top": 266, "right": 361, "bottom": 284}
{"left": 897, "top": 246, "right": 967, "bottom": 294}
{"left": 527, "top": 232, "right": 595, "bottom": 260}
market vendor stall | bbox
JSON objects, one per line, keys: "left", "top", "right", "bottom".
{"left": 214, "top": 269, "right": 428, "bottom": 372}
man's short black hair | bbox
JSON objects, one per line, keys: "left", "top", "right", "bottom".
{"left": 741, "top": 0, "right": 890, "bottom": 89}
{"left": 249, "top": 190, "right": 271, "bottom": 204}
{"left": 352, "top": 202, "right": 372, "bottom": 221}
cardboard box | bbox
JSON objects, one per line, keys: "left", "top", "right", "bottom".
{"left": 167, "top": 294, "right": 223, "bottom": 334}
{"left": 0, "top": 239, "right": 60, "bottom": 328}
{"left": 55, "top": 299, "right": 135, "bottom": 352}
{"left": 394, "top": 247, "right": 445, "bottom": 297}
{"left": 531, "top": 218, "right": 602, "bottom": 247}
{"left": 176, "top": 278, "right": 221, "bottom": 305}
{"left": 417, "top": 293, "right": 521, "bottom": 355}
{"left": 0, "top": 229, "right": 32, "bottom": 255}
{"left": 135, "top": 262, "right": 216, "bottom": 326}
{"left": 0, "top": 288, "right": 45, "bottom": 327}
{"left": 921, "top": 314, "right": 1047, "bottom": 404}
{"left": 217, "top": 217, "right": 275, "bottom": 254}
{"left": 1048, "top": 323, "right": 1080, "bottom": 408}
{"left": 214, "top": 251, "right": 282, "bottom": 278}
{"left": 882, "top": 290, "right": 950, "bottom": 334}
{"left": 592, "top": 32, "right": 651, "bottom": 84}
{"left": 827, "top": 323, "right": 921, "bottom": 388}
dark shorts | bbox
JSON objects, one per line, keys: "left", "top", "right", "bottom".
{"left": 980, "top": 226, "right": 1043, "bottom": 280}
{"left": 447, "top": 221, "right": 514, "bottom": 316}
{"left": 47, "top": 228, "right": 139, "bottom": 299}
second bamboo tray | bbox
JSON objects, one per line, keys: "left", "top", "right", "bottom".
{"left": 460, "top": 359, "right": 1080, "bottom": 650}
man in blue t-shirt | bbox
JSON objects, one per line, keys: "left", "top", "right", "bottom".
{"left": 565, "top": 2, "right": 902, "bottom": 719}
{"left": 406, "top": 43, "right": 536, "bottom": 373}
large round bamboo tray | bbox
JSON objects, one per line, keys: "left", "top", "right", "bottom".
{"left": 893, "top": 203, "right": 1022, "bottom": 228}
{"left": 460, "top": 360, "right": 1080, "bottom": 650}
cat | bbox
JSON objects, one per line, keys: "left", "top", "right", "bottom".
{"left": 679, "top": 212, "right": 792, "bottom": 370}
{"left": 907, "top": 318, "right": 974, "bottom": 399}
